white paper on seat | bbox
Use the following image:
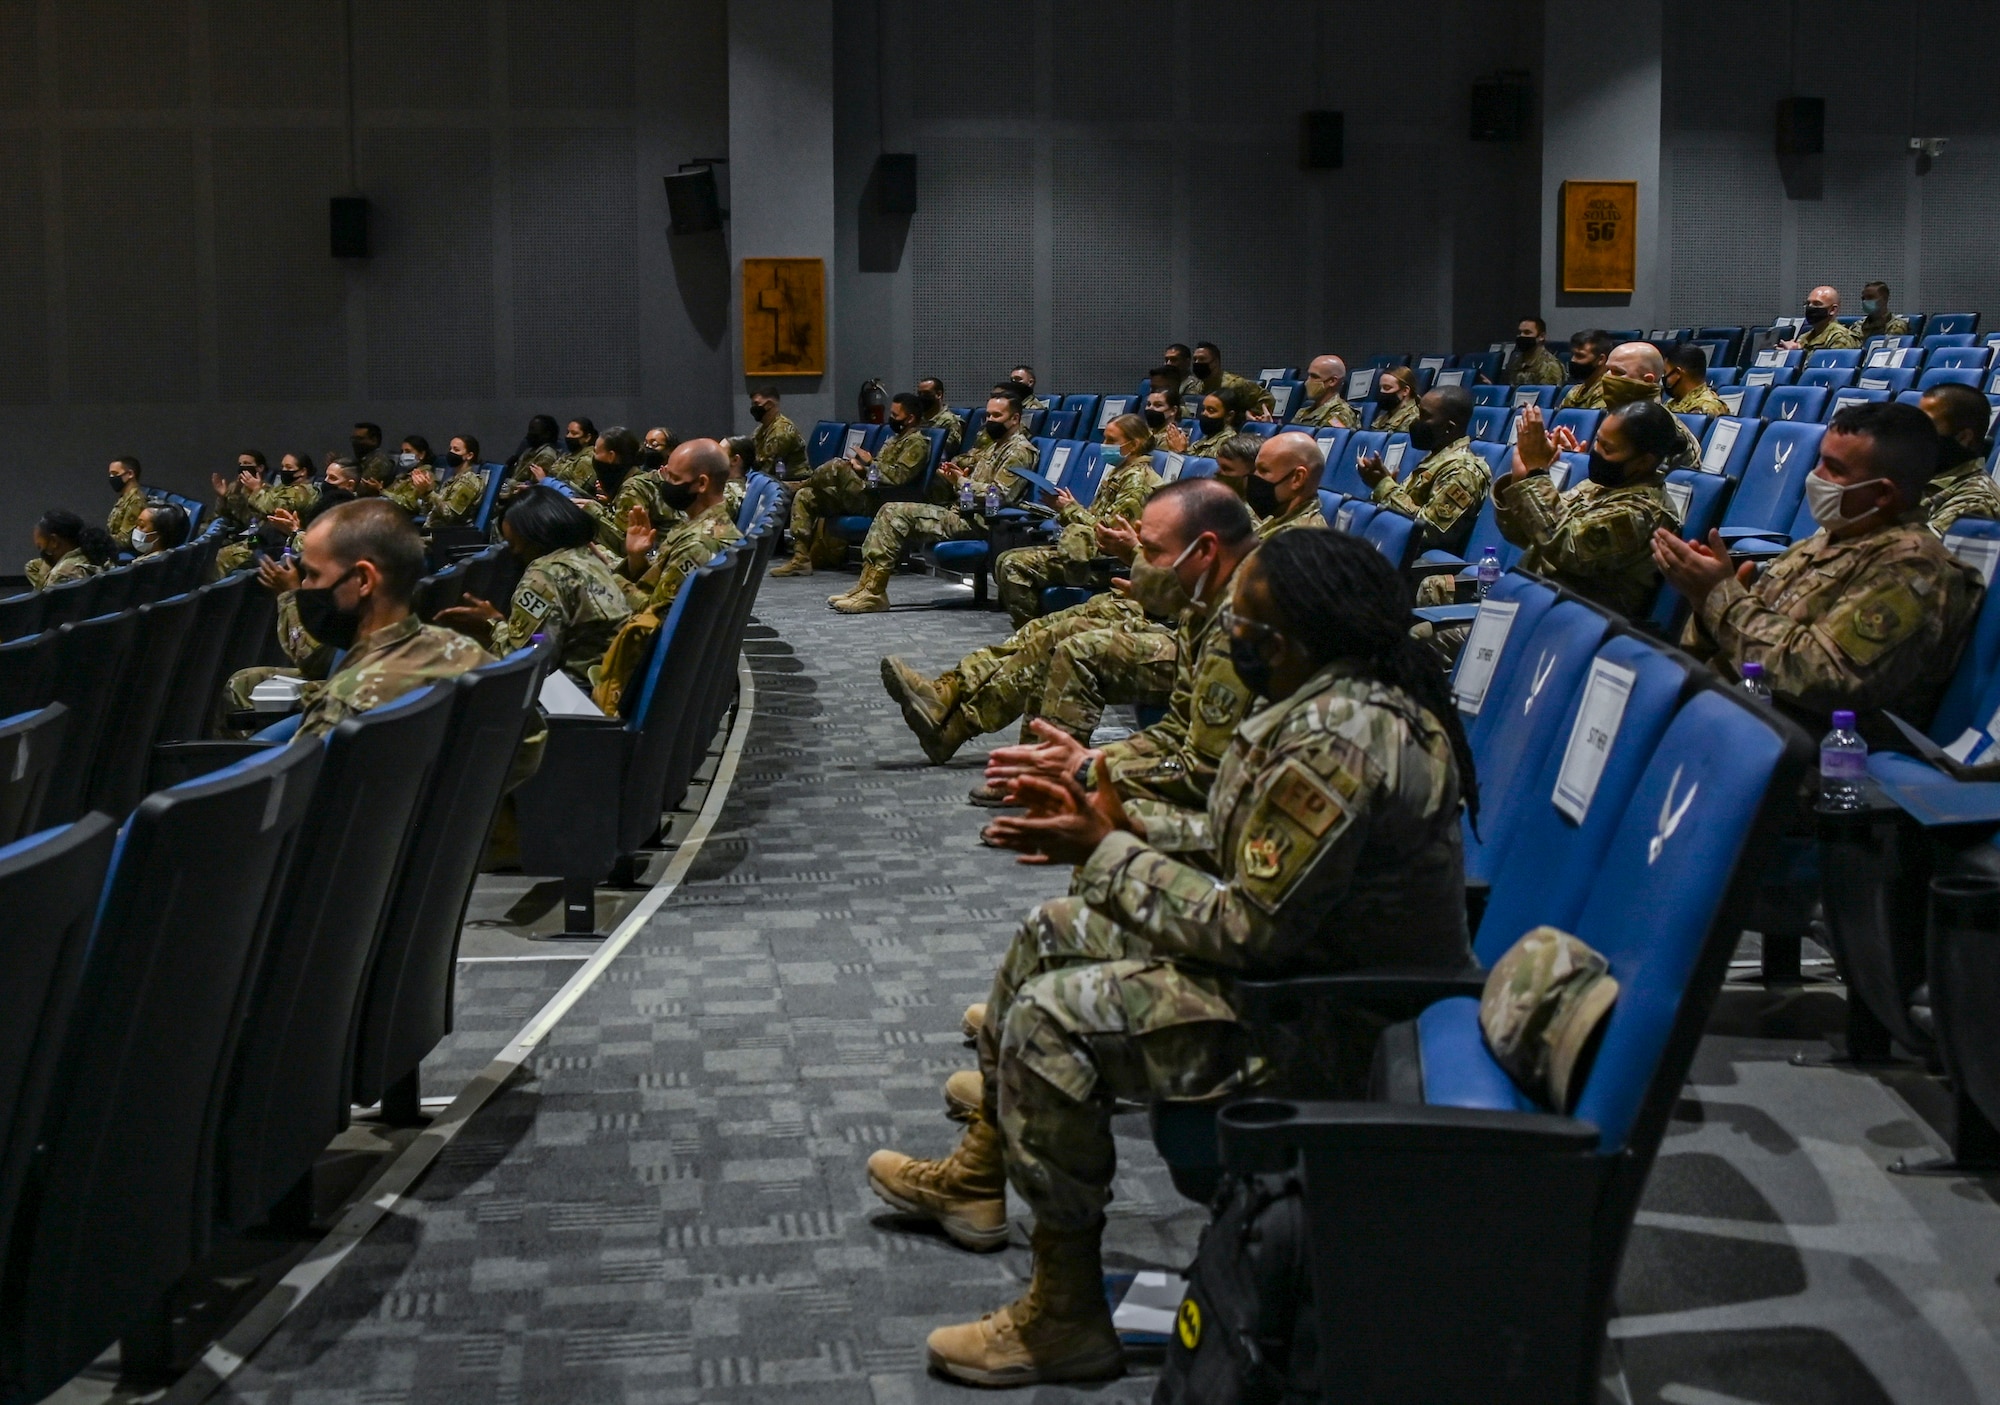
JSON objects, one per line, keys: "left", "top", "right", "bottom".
{"left": 1946, "top": 534, "right": 2000, "bottom": 586}
{"left": 1945, "top": 728, "right": 1991, "bottom": 764}
{"left": 1858, "top": 375, "right": 1889, "bottom": 391}
{"left": 539, "top": 669, "right": 605, "bottom": 716}
{"left": 1746, "top": 369, "right": 1775, "bottom": 387}
{"left": 1436, "top": 368, "right": 1468, "bottom": 387}
{"left": 1335, "top": 503, "right": 1357, "bottom": 532}
{"left": 1258, "top": 368, "right": 1286, "bottom": 381}
{"left": 1098, "top": 401, "right": 1118, "bottom": 427}
{"left": 1719, "top": 388, "right": 1745, "bottom": 414}
{"left": 1553, "top": 658, "right": 1637, "bottom": 823}
{"left": 1048, "top": 445, "right": 1073, "bottom": 479}
{"left": 1513, "top": 389, "right": 1539, "bottom": 407}
{"left": 1988, "top": 400, "right": 2000, "bottom": 431}
{"left": 1271, "top": 385, "right": 1294, "bottom": 415}
{"left": 1664, "top": 478, "right": 1693, "bottom": 522}
{"left": 1453, "top": 599, "right": 1520, "bottom": 716}
{"left": 1111, "top": 1272, "right": 1187, "bottom": 1336}
{"left": 1349, "top": 369, "right": 1376, "bottom": 400}
{"left": 1489, "top": 341, "right": 1508, "bottom": 353}
{"left": 1867, "top": 350, "right": 1892, "bottom": 368}
{"left": 1158, "top": 451, "right": 1184, "bottom": 482}
{"left": 842, "top": 427, "right": 865, "bottom": 456}
{"left": 1701, "top": 418, "right": 1741, "bottom": 472}
{"left": 1419, "top": 356, "right": 1447, "bottom": 374}
{"left": 1833, "top": 394, "right": 1864, "bottom": 414}
{"left": 1754, "top": 349, "right": 1782, "bottom": 367}
{"left": 1549, "top": 461, "right": 1571, "bottom": 491}
{"left": 1506, "top": 412, "right": 1522, "bottom": 444}
{"left": 1384, "top": 441, "right": 1407, "bottom": 473}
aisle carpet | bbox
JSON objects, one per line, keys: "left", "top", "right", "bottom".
{"left": 221, "top": 570, "right": 2000, "bottom": 1405}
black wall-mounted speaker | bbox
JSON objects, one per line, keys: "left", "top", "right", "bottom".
{"left": 877, "top": 153, "right": 917, "bottom": 214}
{"left": 1775, "top": 96, "right": 1825, "bottom": 155}
{"left": 665, "top": 166, "right": 722, "bottom": 235}
{"left": 1470, "top": 76, "right": 1532, "bottom": 141}
{"left": 1299, "top": 111, "right": 1343, "bottom": 170}
{"left": 329, "top": 196, "right": 369, "bottom": 258}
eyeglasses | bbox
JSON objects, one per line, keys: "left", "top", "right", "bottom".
{"left": 1218, "top": 602, "right": 1286, "bottom": 649}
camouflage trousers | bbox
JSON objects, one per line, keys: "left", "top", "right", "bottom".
{"left": 215, "top": 540, "right": 257, "bottom": 578}
{"left": 976, "top": 895, "right": 1253, "bottom": 1233}
{"left": 788, "top": 462, "right": 872, "bottom": 537}
{"left": 953, "top": 594, "right": 1175, "bottom": 742}
{"left": 1415, "top": 572, "right": 1459, "bottom": 608}
{"left": 994, "top": 538, "right": 1110, "bottom": 629}
{"left": 859, "top": 503, "right": 972, "bottom": 570}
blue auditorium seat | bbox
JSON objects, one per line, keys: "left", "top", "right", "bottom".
{"left": 1927, "top": 315, "right": 1981, "bottom": 338}
{"left": 1266, "top": 380, "right": 1304, "bottom": 420}
{"left": 1855, "top": 366, "right": 1918, "bottom": 395}
{"left": 1741, "top": 363, "right": 1798, "bottom": 389}
{"left": 1928, "top": 345, "right": 1992, "bottom": 372}
{"left": 1058, "top": 394, "right": 1100, "bottom": 434}
{"left": 1548, "top": 407, "right": 1601, "bottom": 445}
{"left": 1171, "top": 454, "right": 1217, "bottom": 481}
{"left": 1470, "top": 405, "right": 1511, "bottom": 443}
{"left": 1646, "top": 470, "right": 1734, "bottom": 635}
{"left": 1311, "top": 428, "right": 1351, "bottom": 485}
{"left": 1716, "top": 383, "right": 1768, "bottom": 418}
{"left": 1671, "top": 412, "right": 1712, "bottom": 443}
{"left": 806, "top": 420, "right": 845, "bottom": 467}
{"left": 1330, "top": 497, "right": 1378, "bottom": 537}
{"left": 1803, "top": 349, "right": 1862, "bottom": 370}
{"left": 1715, "top": 420, "right": 1824, "bottom": 541}
{"left": 1708, "top": 367, "right": 1741, "bottom": 387}
{"left": 1042, "top": 409, "right": 1079, "bottom": 439}
{"left": 1361, "top": 508, "right": 1416, "bottom": 566}
{"left": 1240, "top": 420, "right": 1277, "bottom": 440}
{"left": 1470, "top": 384, "right": 1511, "bottom": 407}
{"left": 1797, "top": 366, "right": 1856, "bottom": 391}
{"left": 1919, "top": 366, "right": 1983, "bottom": 392}
{"left": 1508, "top": 385, "right": 1559, "bottom": 413}
{"left": 1326, "top": 430, "right": 1388, "bottom": 498}
{"left": 1020, "top": 408, "right": 1048, "bottom": 437}
{"left": 1090, "top": 394, "right": 1136, "bottom": 438}
{"left": 1762, "top": 385, "right": 1828, "bottom": 422}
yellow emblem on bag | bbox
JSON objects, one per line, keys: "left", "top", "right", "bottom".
{"left": 1177, "top": 1296, "right": 1202, "bottom": 1349}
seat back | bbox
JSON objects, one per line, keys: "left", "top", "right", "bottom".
{"left": 219, "top": 577, "right": 281, "bottom": 678}
{"left": 1059, "top": 393, "right": 1100, "bottom": 432}
{"left": 1330, "top": 497, "right": 1377, "bottom": 536}
{"left": 1671, "top": 412, "right": 1712, "bottom": 444}
{"left": 1311, "top": 428, "right": 1352, "bottom": 485}
{"left": 1267, "top": 381, "right": 1303, "bottom": 419}
{"left": 0, "top": 816, "right": 120, "bottom": 1291}
{"left": 1043, "top": 408, "right": 1080, "bottom": 439}
{"left": 1715, "top": 384, "right": 1768, "bottom": 418}
{"left": 1919, "top": 366, "right": 1982, "bottom": 391}
{"left": 0, "top": 705, "right": 68, "bottom": 845}
{"left": 1707, "top": 366, "right": 1741, "bottom": 387}
{"left": 1091, "top": 394, "right": 1136, "bottom": 438}
{"left": 41, "top": 611, "right": 142, "bottom": 826}
{"left": 1802, "top": 348, "right": 1861, "bottom": 370}
{"left": 0, "top": 590, "right": 48, "bottom": 644}
{"left": 473, "top": 461, "right": 508, "bottom": 533}
{"left": 6, "top": 743, "right": 320, "bottom": 1397}
{"left": 1925, "top": 328, "right": 1979, "bottom": 348}
{"left": 1927, "top": 345, "right": 1991, "bottom": 372}
{"left": 86, "top": 591, "right": 199, "bottom": 817}
{"left": 1469, "top": 405, "right": 1510, "bottom": 442}
{"left": 125, "top": 554, "right": 173, "bottom": 607}
{"left": 1929, "top": 313, "right": 1980, "bottom": 337}
{"left": 1474, "top": 636, "right": 1690, "bottom": 963}
{"left": 1361, "top": 509, "right": 1415, "bottom": 567}
{"left": 88, "top": 567, "right": 136, "bottom": 615}
{"left": 1825, "top": 385, "right": 1889, "bottom": 418}
{"left": 1930, "top": 561, "right": 2000, "bottom": 743}
{"left": 1326, "top": 430, "right": 1389, "bottom": 498}
{"left": 37, "top": 577, "right": 98, "bottom": 629}
{"left": 214, "top": 682, "right": 456, "bottom": 1231}
{"left": 1471, "top": 384, "right": 1510, "bottom": 407}
{"left": 1720, "top": 420, "right": 1824, "bottom": 535}
{"left": 1451, "top": 574, "right": 1561, "bottom": 744}
{"left": 1795, "top": 366, "right": 1855, "bottom": 391}
{"left": 1855, "top": 363, "right": 1919, "bottom": 395}
{"left": 1548, "top": 408, "right": 1600, "bottom": 444}
{"left": 1762, "top": 385, "right": 1828, "bottom": 422}
{"left": 153, "top": 572, "right": 245, "bottom": 746}
{"left": 1240, "top": 420, "right": 1277, "bottom": 441}
{"left": 1171, "top": 454, "right": 1215, "bottom": 481}
{"left": 1741, "top": 364, "right": 1797, "bottom": 389}
{"left": 1647, "top": 472, "right": 1734, "bottom": 634}
{"left": 349, "top": 645, "right": 542, "bottom": 1107}
{"left": 620, "top": 559, "right": 731, "bottom": 845}
{"left": 806, "top": 420, "right": 845, "bottom": 467}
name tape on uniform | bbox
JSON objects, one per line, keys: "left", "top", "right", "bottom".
{"left": 1453, "top": 598, "right": 1520, "bottom": 716}
{"left": 1552, "top": 658, "right": 1637, "bottom": 823}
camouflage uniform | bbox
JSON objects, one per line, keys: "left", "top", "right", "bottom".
{"left": 107, "top": 485, "right": 150, "bottom": 544}
{"left": 924, "top": 407, "right": 965, "bottom": 457}
{"left": 1922, "top": 460, "right": 2000, "bottom": 534}
{"left": 1492, "top": 468, "right": 1678, "bottom": 620}
{"left": 1666, "top": 382, "right": 1730, "bottom": 417}
{"left": 489, "top": 543, "right": 638, "bottom": 688}
{"left": 1684, "top": 517, "right": 1984, "bottom": 738}
{"left": 225, "top": 590, "right": 337, "bottom": 712}
{"left": 219, "top": 477, "right": 317, "bottom": 531}
{"left": 1181, "top": 372, "right": 1275, "bottom": 416}
{"left": 1558, "top": 377, "right": 1609, "bottom": 411}
{"left": 294, "top": 615, "right": 495, "bottom": 741}
{"left": 791, "top": 427, "right": 932, "bottom": 540}
{"left": 507, "top": 445, "right": 561, "bottom": 487}
{"left": 27, "top": 549, "right": 100, "bottom": 591}
{"left": 357, "top": 448, "right": 394, "bottom": 486}
{"left": 755, "top": 412, "right": 810, "bottom": 481}
{"left": 1254, "top": 491, "right": 1328, "bottom": 539}
{"left": 1602, "top": 384, "right": 1704, "bottom": 469}
{"left": 948, "top": 594, "right": 1164, "bottom": 743}
{"left": 1506, "top": 346, "right": 1568, "bottom": 387}
{"left": 724, "top": 477, "right": 746, "bottom": 521}
{"left": 858, "top": 432, "right": 1038, "bottom": 570}
{"left": 1794, "top": 318, "right": 1862, "bottom": 352}
{"left": 975, "top": 663, "right": 1469, "bottom": 1233}
{"left": 382, "top": 471, "right": 430, "bottom": 514}
{"left": 995, "top": 451, "right": 1161, "bottom": 626}
{"left": 1092, "top": 596, "right": 1242, "bottom": 809}
{"left": 1372, "top": 396, "right": 1419, "bottom": 433}
{"left": 1183, "top": 429, "right": 1235, "bottom": 460}
{"left": 636, "top": 501, "right": 745, "bottom": 613}
{"left": 427, "top": 467, "right": 487, "bottom": 527}
{"left": 1372, "top": 436, "right": 1490, "bottom": 606}
{"left": 1857, "top": 313, "right": 1913, "bottom": 341}
{"left": 613, "top": 472, "right": 685, "bottom": 534}
{"left": 1289, "top": 394, "right": 1359, "bottom": 430}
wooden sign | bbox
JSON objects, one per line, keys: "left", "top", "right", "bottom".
{"left": 741, "top": 257, "right": 825, "bottom": 377}
{"left": 1559, "top": 181, "right": 1638, "bottom": 294}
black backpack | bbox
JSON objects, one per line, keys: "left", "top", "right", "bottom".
{"left": 1153, "top": 1172, "right": 1319, "bottom": 1404}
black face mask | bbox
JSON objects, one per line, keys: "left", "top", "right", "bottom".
{"left": 1198, "top": 414, "right": 1225, "bottom": 437}
{"left": 640, "top": 447, "right": 665, "bottom": 469}
{"left": 1144, "top": 408, "right": 1169, "bottom": 428}
{"left": 293, "top": 568, "right": 363, "bottom": 650}
{"left": 1244, "top": 472, "right": 1281, "bottom": 518}
{"left": 1940, "top": 436, "right": 1985, "bottom": 471}
{"left": 564, "top": 434, "right": 585, "bottom": 452}
{"left": 658, "top": 476, "right": 699, "bottom": 512}
{"left": 1515, "top": 335, "right": 1538, "bottom": 355}
{"left": 1229, "top": 632, "right": 1274, "bottom": 699}
{"left": 1569, "top": 360, "right": 1594, "bottom": 382}
{"left": 1010, "top": 381, "right": 1034, "bottom": 398}
{"left": 888, "top": 416, "right": 911, "bottom": 435}
{"left": 108, "top": 474, "right": 127, "bottom": 495}
{"left": 918, "top": 393, "right": 941, "bottom": 414}
{"left": 351, "top": 438, "right": 373, "bottom": 457}
{"left": 1586, "top": 450, "right": 1634, "bottom": 487}
{"left": 750, "top": 402, "right": 770, "bottom": 422}
{"left": 1407, "top": 420, "right": 1441, "bottom": 452}
{"left": 1191, "top": 360, "right": 1214, "bottom": 380}
{"left": 1803, "top": 304, "right": 1831, "bottom": 324}
{"left": 446, "top": 451, "right": 465, "bottom": 468}
{"left": 985, "top": 418, "right": 1009, "bottom": 440}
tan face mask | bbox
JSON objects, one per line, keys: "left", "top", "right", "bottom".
{"left": 1599, "top": 373, "right": 1661, "bottom": 408}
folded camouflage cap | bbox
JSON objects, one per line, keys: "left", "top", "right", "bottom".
{"left": 1479, "top": 926, "right": 1619, "bottom": 1114}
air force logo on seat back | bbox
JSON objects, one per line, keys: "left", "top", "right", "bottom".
{"left": 1649, "top": 765, "right": 1697, "bottom": 865}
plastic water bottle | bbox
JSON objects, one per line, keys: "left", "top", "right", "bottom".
{"left": 958, "top": 477, "right": 975, "bottom": 512}
{"left": 1475, "top": 547, "right": 1501, "bottom": 599}
{"left": 985, "top": 482, "right": 1002, "bottom": 515}
{"left": 1819, "top": 709, "right": 1867, "bottom": 811}
{"left": 866, "top": 460, "right": 881, "bottom": 489}
{"left": 1739, "top": 660, "right": 1772, "bottom": 703}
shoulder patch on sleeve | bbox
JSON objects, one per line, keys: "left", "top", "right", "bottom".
{"left": 1829, "top": 578, "right": 1925, "bottom": 665}
{"left": 1266, "top": 758, "right": 1350, "bottom": 838}
{"left": 517, "top": 588, "right": 553, "bottom": 621}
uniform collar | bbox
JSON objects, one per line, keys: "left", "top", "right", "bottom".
{"left": 1235, "top": 661, "right": 1362, "bottom": 747}
{"left": 343, "top": 612, "right": 421, "bottom": 667}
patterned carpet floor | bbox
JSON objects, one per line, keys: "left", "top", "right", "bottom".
{"left": 214, "top": 569, "right": 2000, "bottom": 1405}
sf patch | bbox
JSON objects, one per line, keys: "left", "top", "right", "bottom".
{"left": 517, "top": 590, "right": 553, "bottom": 621}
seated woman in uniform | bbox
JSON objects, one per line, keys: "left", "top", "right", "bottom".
{"left": 26, "top": 510, "right": 112, "bottom": 590}
{"left": 131, "top": 501, "right": 190, "bottom": 558}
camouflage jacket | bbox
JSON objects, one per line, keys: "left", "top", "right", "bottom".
{"left": 1795, "top": 318, "right": 1862, "bottom": 351}
{"left": 1055, "top": 453, "right": 1159, "bottom": 558}
{"left": 508, "top": 445, "right": 560, "bottom": 486}
{"left": 1373, "top": 396, "right": 1419, "bottom": 433}
{"left": 549, "top": 450, "right": 600, "bottom": 493}
{"left": 1923, "top": 459, "right": 2000, "bottom": 535}
{"left": 1078, "top": 659, "right": 1468, "bottom": 981}
{"left": 427, "top": 467, "right": 487, "bottom": 526}
{"left": 29, "top": 549, "right": 101, "bottom": 591}
{"left": 1493, "top": 469, "right": 1678, "bottom": 620}
{"left": 274, "top": 590, "right": 339, "bottom": 673}
{"left": 107, "top": 486, "right": 151, "bottom": 543}
{"left": 958, "top": 430, "right": 1039, "bottom": 513}
{"left": 221, "top": 478, "right": 317, "bottom": 529}
{"left": 639, "top": 500, "right": 745, "bottom": 613}
{"left": 1686, "top": 517, "right": 1984, "bottom": 736}
{"left": 1255, "top": 490, "right": 1328, "bottom": 540}
{"left": 755, "top": 412, "right": 810, "bottom": 480}
{"left": 613, "top": 472, "right": 686, "bottom": 532}
{"left": 295, "top": 614, "right": 495, "bottom": 740}
{"left": 1666, "top": 382, "right": 1730, "bottom": 417}
{"left": 862, "top": 426, "right": 934, "bottom": 492}
{"left": 1559, "top": 377, "right": 1609, "bottom": 411}
{"left": 1372, "top": 436, "right": 1490, "bottom": 546}
{"left": 1857, "top": 314, "right": 1912, "bottom": 340}
{"left": 1101, "top": 592, "right": 1251, "bottom": 816}
{"left": 1185, "top": 429, "right": 1236, "bottom": 461}
{"left": 357, "top": 448, "right": 395, "bottom": 485}
{"left": 1506, "top": 347, "right": 1568, "bottom": 387}
{"left": 924, "top": 408, "right": 964, "bottom": 457}
{"left": 492, "top": 543, "right": 638, "bottom": 686}
{"left": 1290, "top": 394, "right": 1359, "bottom": 430}
{"left": 382, "top": 471, "right": 430, "bottom": 514}
{"left": 1181, "top": 371, "right": 1275, "bottom": 416}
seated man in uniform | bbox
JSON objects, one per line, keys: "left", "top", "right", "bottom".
{"left": 1504, "top": 317, "right": 1566, "bottom": 386}
{"left": 1655, "top": 401, "right": 1983, "bottom": 743}
{"left": 1585, "top": 341, "right": 1705, "bottom": 467}
{"left": 1357, "top": 384, "right": 1488, "bottom": 597}
{"left": 830, "top": 392, "right": 1038, "bottom": 614}
{"left": 749, "top": 387, "right": 810, "bottom": 481}
{"left": 1287, "top": 355, "right": 1358, "bottom": 429}
{"left": 1664, "top": 344, "right": 1729, "bottom": 416}
{"left": 1778, "top": 285, "right": 1862, "bottom": 352}
{"left": 1856, "top": 280, "right": 1912, "bottom": 341}
{"left": 866, "top": 529, "right": 1474, "bottom": 1387}
{"left": 772, "top": 392, "right": 936, "bottom": 577}
{"left": 918, "top": 377, "right": 963, "bottom": 455}
{"left": 993, "top": 412, "right": 1161, "bottom": 626}
{"left": 1558, "top": 330, "right": 1614, "bottom": 410}
{"left": 1917, "top": 381, "right": 2000, "bottom": 533}
{"left": 1182, "top": 341, "right": 1276, "bottom": 417}
{"left": 106, "top": 455, "right": 152, "bottom": 545}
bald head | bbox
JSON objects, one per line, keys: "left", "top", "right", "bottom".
{"left": 665, "top": 437, "right": 730, "bottom": 512}
{"left": 1809, "top": 285, "right": 1842, "bottom": 313}
{"left": 1307, "top": 354, "right": 1347, "bottom": 385}
{"left": 1258, "top": 431, "right": 1325, "bottom": 479}
{"left": 1607, "top": 341, "right": 1666, "bottom": 382}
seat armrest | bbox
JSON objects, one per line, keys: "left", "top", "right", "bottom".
{"left": 1414, "top": 551, "right": 1468, "bottom": 572}
{"left": 1717, "top": 526, "right": 1791, "bottom": 543}
{"left": 150, "top": 739, "right": 281, "bottom": 790}
{"left": 1865, "top": 777, "right": 2000, "bottom": 829}
{"left": 1234, "top": 968, "right": 1486, "bottom": 1027}
{"left": 1218, "top": 1098, "right": 1599, "bottom": 1171}
{"left": 1413, "top": 603, "right": 1482, "bottom": 626}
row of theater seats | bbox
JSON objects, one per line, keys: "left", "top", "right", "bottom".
{"left": 1138, "top": 568, "right": 1814, "bottom": 1400}
{"left": 0, "top": 485, "right": 779, "bottom": 1396}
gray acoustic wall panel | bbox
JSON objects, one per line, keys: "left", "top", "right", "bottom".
{"left": 1660, "top": 1, "right": 1789, "bottom": 135}
{"left": 212, "top": 129, "right": 351, "bottom": 402}
{"left": 1050, "top": 0, "right": 1154, "bottom": 123}
{"left": 0, "top": 0, "right": 35, "bottom": 109}
{"left": 58, "top": 0, "right": 188, "bottom": 109}
{"left": 1323, "top": 145, "right": 1444, "bottom": 360}
{"left": 354, "top": 0, "right": 487, "bottom": 111}
{"left": 208, "top": 0, "right": 345, "bottom": 108}
{"left": 911, "top": 8, "right": 1033, "bottom": 120}
{"left": 361, "top": 129, "right": 496, "bottom": 401}
{"left": 1050, "top": 140, "right": 1173, "bottom": 392}
{"left": 512, "top": 127, "right": 640, "bottom": 397}
{"left": 911, "top": 140, "right": 1033, "bottom": 403}
{"left": 1189, "top": 143, "right": 1320, "bottom": 373}
{"left": 63, "top": 129, "right": 199, "bottom": 403}
{"left": 1921, "top": 139, "right": 2000, "bottom": 316}
{"left": 1667, "top": 143, "right": 1784, "bottom": 328}
{"left": 0, "top": 132, "right": 47, "bottom": 405}
{"left": 1795, "top": 151, "right": 1908, "bottom": 305}
{"left": 509, "top": 0, "right": 634, "bottom": 109}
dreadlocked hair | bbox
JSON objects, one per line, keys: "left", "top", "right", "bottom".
{"left": 1255, "top": 529, "right": 1479, "bottom": 827}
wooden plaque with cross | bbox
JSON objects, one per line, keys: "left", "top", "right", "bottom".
{"left": 741, "top": 257, "right": 825, "bottom": 377}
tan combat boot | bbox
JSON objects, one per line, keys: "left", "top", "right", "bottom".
{"left": 879, "top": 656, "right": 960, "bottom": 729}
{"left": 769, "top": 536, "right": 814, "bottom": 576}
{"left": 944, "top": 1069, "right": 983, "bottom": 1123}
{"left": 866, "top": 1114, "right": 1008, "bottom": 1251}
{"left": 962, "top": 1002, "right": 987, "bottom": 1044}
{"left": 831, "top": 564, "right": 892, "bottom": 614}
{"left": 925, "top": 1222, "right": 1124, "bottom": 1386}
